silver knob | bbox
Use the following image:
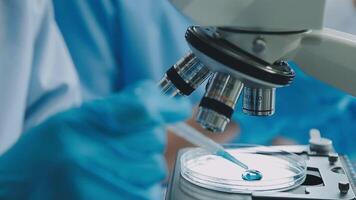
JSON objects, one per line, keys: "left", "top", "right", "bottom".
{"left": 309, "top": 129, "right": 333, "bottom": 153}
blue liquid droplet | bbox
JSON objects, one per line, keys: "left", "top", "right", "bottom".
{"left": 242, "top": 169, "right": 263, "bottom": 181}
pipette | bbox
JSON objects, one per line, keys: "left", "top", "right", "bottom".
{"left": 168, "top": 122, "right": 249, "bottom": 170}
{"left": 158, "top": 81, "right": 261, "bottom": 179}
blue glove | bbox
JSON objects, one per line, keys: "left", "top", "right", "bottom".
{"left": 0, "top": 81, "right": 192, "bottom": 200}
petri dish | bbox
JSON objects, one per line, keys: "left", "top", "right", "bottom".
{"left": 180, "top": 144, "right": 306, "bottom": 193}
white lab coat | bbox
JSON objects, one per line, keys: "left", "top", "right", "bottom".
{"left": 0, "top": 0, "right": 81, "bottom": 154}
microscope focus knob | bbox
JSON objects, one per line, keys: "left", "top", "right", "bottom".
{"left": 309, "top": 129, "right": 333, "bottom": 153}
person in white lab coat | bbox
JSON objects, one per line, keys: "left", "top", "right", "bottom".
{"left": 0, "top": 0, "right": 81, "bottom": 154}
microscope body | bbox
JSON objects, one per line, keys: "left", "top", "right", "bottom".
{"left": 169, "top": 0, "right": 325, "bottom": 31}
{"left": 161, "top": 0, "right": 356, "bottom": 133}
{"left": 162, "top": 2, "right": 356, "bottom": 198}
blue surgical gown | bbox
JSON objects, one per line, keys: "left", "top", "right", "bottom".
{"left": 0, "top": 0, "right": 81, "bottom": 154}
{"left": 53, "top": 0, "right": 356, "bottom": 159}
{"left": 53, "top": 0, "right": 194, "bottom": 101}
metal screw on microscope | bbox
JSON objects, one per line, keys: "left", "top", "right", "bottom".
{"left": 253, "top": 37, "right": 266, "bottom": 54}
{"left": 328, "top": 153, "right": 339, "bottom": 165}
{"left": 338, "top": 181, "right": 350, "bottom": 194}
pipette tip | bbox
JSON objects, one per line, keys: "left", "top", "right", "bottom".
{"left": 216, "top": 150, "right": 249, "bottom": 170}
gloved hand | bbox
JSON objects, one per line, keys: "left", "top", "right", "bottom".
{"left": 0, "top": 80, "right": 192, "bottom": 200}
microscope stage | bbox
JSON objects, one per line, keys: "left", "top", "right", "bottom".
{"left": 166, "top": 146, "right": 356, "bottom": 200}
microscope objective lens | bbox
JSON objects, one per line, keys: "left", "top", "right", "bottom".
{"left": 196, "top": 72, "right": 243, "bottom": 132}
{"left": 158, "top": 52, "right": 211, "bottom": 97}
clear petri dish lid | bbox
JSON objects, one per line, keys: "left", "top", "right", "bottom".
{"left": 180, "top": 144, "right": 307, "bottom": 193}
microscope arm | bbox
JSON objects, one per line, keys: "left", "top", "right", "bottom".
{"left": 169, "top": 0, "right": 356, "bottom": 96}
{"left": 289, "top": 29, "right": 356, "bottom": 96}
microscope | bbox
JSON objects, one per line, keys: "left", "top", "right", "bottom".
{"left": 160, "top": 0, "right": 356, "bottom": 199}
{"left": 160, "top": 0, "right": 356, "bottom": 133}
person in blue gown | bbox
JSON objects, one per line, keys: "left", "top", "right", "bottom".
{"left": 0, "top": 1, "right": 191, "bottom": 199}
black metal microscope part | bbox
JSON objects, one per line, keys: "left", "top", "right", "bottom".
{"left": 159, "top": 26, "right": 295, "bottom": 133}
